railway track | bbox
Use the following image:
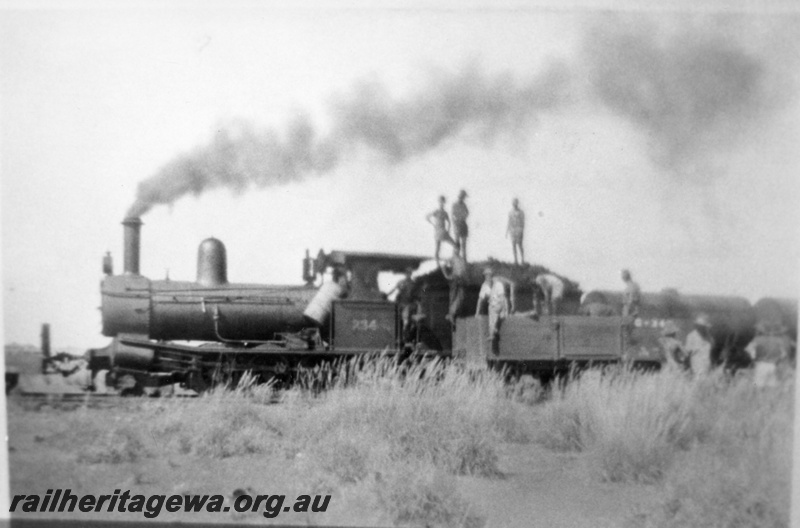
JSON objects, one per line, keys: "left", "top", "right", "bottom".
{"left": 9, "top": 389, "right": 292, "bottom": 407}
{"left": 8, "top": 391, "right": 198, "bottom": 409}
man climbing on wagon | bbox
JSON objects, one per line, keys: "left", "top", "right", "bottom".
{"left": 534, "top": 273, "right": 565, "bottom": 316}
{"left": 476, "top": 267, "right": 516, "bottom": 343}
{"left": 441, "top": 242, "right": 468, "bottom": 331}
{"left": 388, "top": 267, "right": 421, "bottom": 343}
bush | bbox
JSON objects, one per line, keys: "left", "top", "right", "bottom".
{"left": 313, "top": 433, "right": 374, "bottom": 483}
{"left": 144, "top": 391, "right": 286, "bottom": 459}
{"left": 536, "top": 367, "right": 702, "bottom": 482}
{"left": 77, "top": 425, "right": 148, "bottom": 464}
{"left": 281, "top": 357, "right": 529, "bottom": 526}
{"left": 20, "top": 358, "right": 530, "bottom": 527}
{"left": 286, "top": 358, "right": 526, "bottom": 478}
{"left": 375, "top": 460, "right": 483, "bottom": 528}
{"left": 639, "top": 376, "right": 793, "bottom": 528}
{"left": 535, "top": 365, "right": 793, "bottom": 526}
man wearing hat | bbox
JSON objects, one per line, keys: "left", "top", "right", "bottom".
{"left": 476, "top": 267, "right": 516, "bottom": 342}
{"left": 685, "top": 313, "right": 714, "bottom": 376}
{"left": 745, "top": 321, "right": 794, "bottom": 388}
{"left": 451, "top": 190, "right": 470, "bottom": 261}
{"left": 659, "top": 321, "right": 688, "bottom": 370}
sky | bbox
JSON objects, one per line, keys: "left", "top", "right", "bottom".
{"left": 2, "top": 1, "right": 800, "bottom": 350}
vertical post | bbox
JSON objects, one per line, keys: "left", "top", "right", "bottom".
{"left": 40, "top": 323, "right": 51, "bottom": 374}
{"left": 122, "top": 217, "right": 143, "bottom": 275}
{"left": 40, "top": 323, "right": 51, "bottom": 358}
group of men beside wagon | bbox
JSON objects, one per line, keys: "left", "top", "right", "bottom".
{"left": 658, "top": 312, "right": 794, "bottom": 388}
{"left": 621, "top": 271, "right": 795, "bottom": 387}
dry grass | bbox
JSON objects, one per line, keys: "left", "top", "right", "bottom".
{"left": 641, "top": 374, "right": 793, "bottom": 528}
{"left": 375, "top": 459, "right": 482, "bottom": 528}
{"left": 76, "top": 425, "right": 149, "bottom": 464}
{"left": 35, "top": 356, "right": 529, "bottom": 527}
{"left": 535, "top": 365, "right": 794, "bottom": 527}
{"left": 537, "top": 366, "right": 699, "bottom": 482}
{"left": 20, "top": 406, "right": 152, "bottom": 465}
{"left": 11, "top": 356, "right": 791, "bottom": 527}
{"left": 274, "top": 357, "right": 528, "bottom": 526}
{"left": 284, "top": 358, "right": 524, "bottom": 478}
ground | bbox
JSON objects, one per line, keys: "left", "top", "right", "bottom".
{"left": 5, "top": 396, "right": 660, "bottom": 527}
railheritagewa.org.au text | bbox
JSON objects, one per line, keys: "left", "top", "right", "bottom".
{"left": 10, "top": 489, "right": 330, "bottom": 519}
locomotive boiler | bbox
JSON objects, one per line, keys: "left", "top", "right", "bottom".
{"left": 101, "top": 218, "right": 318, "bottom": 342}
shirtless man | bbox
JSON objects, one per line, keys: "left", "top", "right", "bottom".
{"left": 451, "top": 190, "right": 469, "bottom": 261}
{"left": 506, "top": 198, "right": 525, "bottom": 265}
{"left": 534, "top": 273, "right": 565, "bottom": 315}
{"left": 426, "top": 195, "right": 456, "bottom": 264}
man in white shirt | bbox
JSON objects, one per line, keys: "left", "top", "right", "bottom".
{"left": 745, "top": 321, "right": 794, "bottom": 388}
{"left": 685, "top": 313, "right": 714, "bottom": 376}
{"left": 476, "top": 267, "right": 516, "bottom": 341}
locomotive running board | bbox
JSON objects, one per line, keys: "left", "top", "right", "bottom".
{"left": 118, "top": 337, "right": 268, "bottom": 355}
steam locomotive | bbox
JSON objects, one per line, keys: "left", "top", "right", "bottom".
{"left": 84, "top": 217, "right": 797, "bottom": 392}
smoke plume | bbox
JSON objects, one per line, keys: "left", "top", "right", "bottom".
{"left": 127, "top": 63, "right": 570, "bottom": 217}
{"left": 583, "top": 19, "right": 783, "bottom": 172}
{"left": 127, "top": 17, "right": 794, "bottom": 217}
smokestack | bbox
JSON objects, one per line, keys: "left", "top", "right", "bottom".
{"left": 40, "top": 323, "right": 50, "bottom": 374}
{"left": 122, "top": 217, "right": 143, "bottom": 275}
{"left": 41, "top": 323, "right": 50, "bottom": 358}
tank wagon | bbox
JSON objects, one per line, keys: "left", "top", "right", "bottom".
{"left": 84, "top": 217, "right": 796, "bottom": 392}
{"left": 579, "top": 289, "right": 759, "bottom": 368}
